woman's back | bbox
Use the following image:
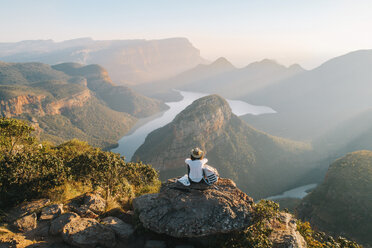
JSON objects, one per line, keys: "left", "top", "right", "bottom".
{"left": 185, "top": 158, "right": 208, "bottom": 182}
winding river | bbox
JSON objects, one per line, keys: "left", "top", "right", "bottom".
{"left": 111, "top": 90, "right": 276, "bottom": 160}
{"left": 266, "top": 183, "right": 317, "bottom": 200}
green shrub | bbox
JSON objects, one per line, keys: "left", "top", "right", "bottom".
{"left": 0, "top": 117, "right": 160, "bottom": 209}
{"left": 297, "top": 220, "right": 362, "bottom": 248}
{"left": 221, "top": 200, "right": 280, "bottom": 248}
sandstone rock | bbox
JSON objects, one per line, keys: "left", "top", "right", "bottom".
{"left": 7, "top": 199, "right": 50, "bottom": 222}
{"left": 101, "top": 217, "right": 134, "bottom": 239}
{"left": 13, "top": 213, "right": 37, "bottom": 232}
{"left": 268, "top": 213, "right": 307, "bottom": 248}
{"left": 144, "top": 240, "right": 167, "bottom": 248}
{"left": 133, "top": 178, "right": 254, "bottom": 238}
{"left": 50, "top": 212, "right": 80, "bottom": 235}
{"left": 62, "top": 218, "right": 116, "bottom": 248}
{"left": 40, "top": 204, "right": 64, "bottom": 220}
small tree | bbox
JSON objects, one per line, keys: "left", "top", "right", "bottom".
{"left": 68, "top": 150, "right": 134, "bottom": 202}
{"left": 0, "top": 117, "right": 35, "bottom": 157}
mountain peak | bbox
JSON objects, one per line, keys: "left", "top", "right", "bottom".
{"left": 210, "top": 57, "right": 235, "bottom": 68}
{"left": 174, "top": 94, "right": 232, "bottom": 124}
{"left": 288, "top": 63, "right": 305, "bottom": 72}
{"left": 246, "top": 59, "right": 283, "bottom": 69}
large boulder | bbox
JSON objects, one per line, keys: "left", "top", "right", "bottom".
{"left": 82, "top": 193, "right": 106, "bottom": 214}
{"left": 50, "top": 212, "right": 80, "bottom": 235}
{"left": 268, "top": 213, "right": 307, "bottom": 248}
{"left": 66, "top": 192, "right": 106, "bottom": 218}
{"left": 62, "top": 218, "right": 116, "bottom": 248}
{"left": 101, "top": 216, "right": 134, "bottom": 239}
{"left": 13, "top": 213, "right": 37, "bottom": 232}
{"left": 40, "top": 203, "right": 64, "bottom": 220}
{"left": 133, "top": 178, "right": 254, "bottom": 238}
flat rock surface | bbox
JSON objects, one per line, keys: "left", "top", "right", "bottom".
{"left": 133, "top": 178, "right": 254, "bottom": 238}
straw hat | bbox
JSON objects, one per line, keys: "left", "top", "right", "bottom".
{"left": 191, "top": 147, "right": 204, "bottom": 158}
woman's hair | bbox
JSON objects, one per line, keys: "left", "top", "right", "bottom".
{"left": 190, "top": 154, "right": 204, "bottom": 160}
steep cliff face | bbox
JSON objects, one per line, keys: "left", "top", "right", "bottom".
{"left": 132, "top": 95, "right": 312, "bottom": 199}
{"left": 45, "top": 89, "right": 91, "bottom": 115}
{"left": 0, "top": 90, "right": 92, "bottom": 118}
{"left": 0, "top": 61, "right": 165, "bottom": 148}
{"left": 0, "top": 95, "right": 45, "bottom": 117}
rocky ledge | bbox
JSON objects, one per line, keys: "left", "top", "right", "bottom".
{"left": 2, "top": 178, "right": 308, "bottom": 248}
{"left": 133, "top": 178, "right": 254, "bottom": 238}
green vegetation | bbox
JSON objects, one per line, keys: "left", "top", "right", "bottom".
{"left": 297, "top": 151, "right": 372, "bottom": 245}
{"left": 0, "top": 61, "right": 167, "bottom": 148}
{"left": 0, "top": 117, "right": 35, "bottom": 159}
{"left": 0, "top": 62, "right": 68, "bottom": 85}
{"left": 222, "top": 200, "right": 280, "bottom": 248}
{"left": 221, "top": 200, "right": 361, "bottom": 248}
{"left": 297, "top": 220, "right": 361, "bottom": 248}
{"left": 0, "top": 118, "right": 160, "bottom": 210}
{"left": 52, "top": 62, "right": 167, "bottom": 118}
{"left": 33, "top": 98, "right": 137, "bottom": 148}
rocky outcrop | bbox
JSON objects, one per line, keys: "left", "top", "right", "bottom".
{"left": 13, "top": 213, "right": 37, "bottom": 232}
{"left": 67, "top": 192, "right": 106, "bottom": 218}
{"left": 268, "top": 213, "right": 307, "bottom": 248}
{"left": 50, "top": 212, "right": 80, "bottom": 235}
{"left": 40, "top": 203, "right": 64, "bottom": 220}
{"left": 4, "top": 193, "right": 136, "bottom": 248}
{"left": 62, "top": 218, "right": 116, "bottom": 248}
{"left": 0, "top": 95, "right": 45, "bottom": 117}
{"left": 133, "top": 178, "right": 254, "bottom": 238}
{"left": 45, "top": 89, "right": 91, "bottom": 115}
{"left": 0, "top": 90, "right": 91, "bottom": 118}
{"left": 101, "top": 217, "right": 134, "bottom": 239}
{"left": 2, "top": 185, "right": 311, "bottom": 248}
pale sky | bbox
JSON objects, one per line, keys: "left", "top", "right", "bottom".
{"left": 1, "top": 0, "right": 372, "bottom": 69}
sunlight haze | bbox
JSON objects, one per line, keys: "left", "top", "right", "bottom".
{"left": 1, "top": 0, "right": 372, "bottom": 68}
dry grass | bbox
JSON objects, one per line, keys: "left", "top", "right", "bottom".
{"left": 46, "top": 181, "right": 92, "bottom": 203}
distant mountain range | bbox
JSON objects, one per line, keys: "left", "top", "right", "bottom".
{"left": 243, "top": 49, "right": 372, "bottom": 141}
{"left": 297, "top": 150, "right": 372, "bottom": 245}
{"left": 0, "top": 61, "right": 166, "bottom": 148}
{"left": 0, "top": 37, "right": 207, "bottom": 85}
{"left": 132, "top": 94, "right": 313, "bottom": 199}
{"left": 313, "top": 108, "right": 372, "bottom": 159}
{"left": 134, "top": 57, "right": 304, "bottom": 101}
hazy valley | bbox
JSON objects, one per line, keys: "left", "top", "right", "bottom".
{"left": 1, "top": 37, "right": 372, "bottom": 247}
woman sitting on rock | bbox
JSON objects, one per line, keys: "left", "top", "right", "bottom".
{"left": 177, "top": 147, "right": 218, "bottom": 186}
{"left": 185, "top": 147, "right": 208, "bottom": 183}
